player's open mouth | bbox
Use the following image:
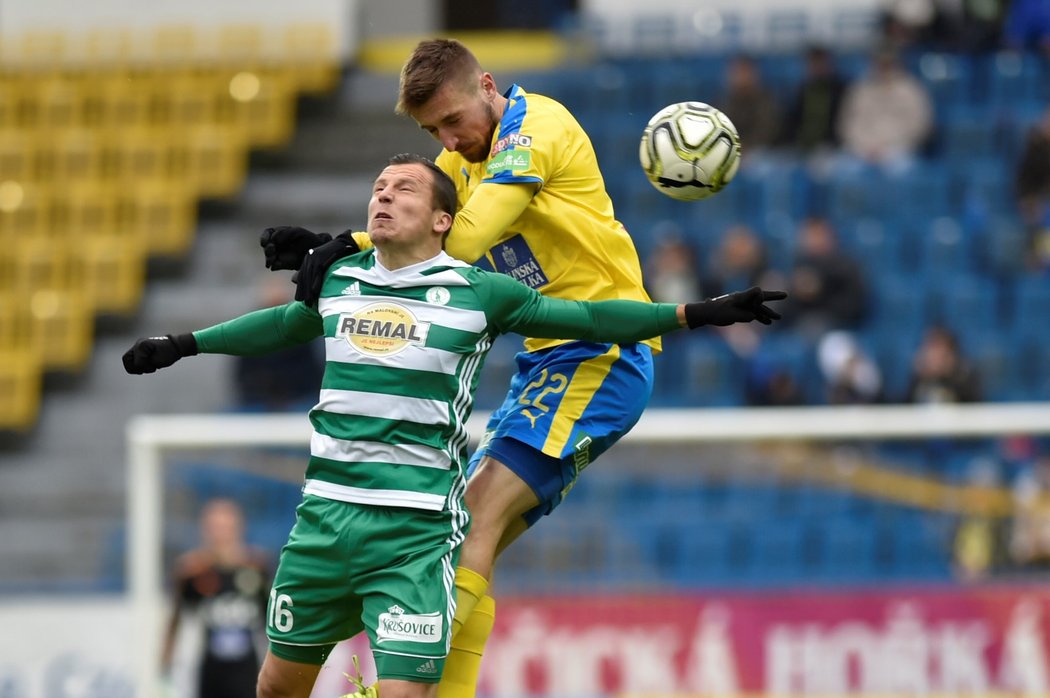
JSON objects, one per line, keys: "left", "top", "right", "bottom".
{"left": 374, "top": 212, "right": 393, "bottom": 220}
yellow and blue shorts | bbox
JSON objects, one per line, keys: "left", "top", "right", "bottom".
{"left": 468, "top": 340, "right": 654, "bottom": 525}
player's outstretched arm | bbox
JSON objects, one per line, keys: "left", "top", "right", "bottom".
{"left": 485, "top": 272, "right": 787, "bottom": 343}
{"left": 122, "top": 303, "right": 323, "bottom": 375}
{"left": 683, "top": 287, "right": 787, "bottom": 327}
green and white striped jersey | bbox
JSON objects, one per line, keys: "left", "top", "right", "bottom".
{"left": 194, "top": 249, "right": 681, "bottom": 513}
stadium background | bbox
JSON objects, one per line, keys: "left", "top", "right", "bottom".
{"left": 1, "top": 0, "right": 1049, "bottom": 696}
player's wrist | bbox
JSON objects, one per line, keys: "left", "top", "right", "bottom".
{"left": 170, "top": 333, "right": 198, "bottom": 357}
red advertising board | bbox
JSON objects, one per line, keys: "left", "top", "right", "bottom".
{"left": 473, "top": 585, "right": 1050, "bottom": 696}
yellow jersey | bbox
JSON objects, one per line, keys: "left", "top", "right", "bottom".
{"left": 436, "top": 84, "right": 659, "bottom": 354}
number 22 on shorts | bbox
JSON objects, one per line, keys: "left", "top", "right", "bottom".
{"left": 518, "top": 368, "right": 567, "bottom": 428}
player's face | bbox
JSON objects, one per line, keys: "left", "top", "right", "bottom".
{"left": 410, "top": 75, "right": 500, "bottom": 163}
{"left": 367, "top": 163, "right": 448, "bottom": 248}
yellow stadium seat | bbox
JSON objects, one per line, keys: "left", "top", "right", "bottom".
{"left": 229, "top": 71, "right": 297, "bottom": 148}
{"left": 79, "top": 231, "right": 146, "bottom": 315}
{"left": 9, "top": 238, "right": 81, "bottom": 294}
{"left": 0, "top": 181, "right": 48, "bottom": 242}
{"left": 184, "top": 124, "right": 248, "bottom": 199}
{"left": 165, "top": 72, "right": 226, "bottom": 128}
{"left": 124, "top": 181, "right": 198, "bottom": 257}
{"left": 15, "top": 31, "right": 68, "bottom": 74}
{"left": 0, "top": 83, "right": 16, "bottom": 131}
{"left": 94, "top": 74, "right": 153, "bottom": 129}
{"left": 29, "top": 287, "right": 94, "bottom": 371}
{"left": 0, "top": 348, "right": 42, "bottom": 431}
{"left": 151, "top": 25, "right": 202, "bottom": 67}
{"left": 108, "top": 128, "right": 180, "bottom": 185}
{"left": 281, "top": 23, "right": 340, "bottom": 95}
{"left": 81, "top": 28, "right": 137, "bottom": 69}
{"left": 0, "top": 136, "right": 35, "bottom": 181}
{"left": 50, "top": 183, "right": 120, "bottom": 239}
{"left": 217, "top": 24, "right": 264, "bottom": 66}
{"left": 0, "top": 291, "right": 34, "bottom": 350}
{"left": 35, "top": 77, "right": 88, "bottom": 131}
{"left": 52, "top": 128, "right": 105, "bottom": 183}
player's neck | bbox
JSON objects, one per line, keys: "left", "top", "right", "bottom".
{"left": 374, "top": 244, "right": 443, "bottom": 271}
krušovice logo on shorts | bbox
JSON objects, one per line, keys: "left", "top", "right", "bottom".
{"left": 337, "top": 302, "right": 430, "bottom": 357}
{"left": 377, "top": 605, "right": 443, "bottom": 644}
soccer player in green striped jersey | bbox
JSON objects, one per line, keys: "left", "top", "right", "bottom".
{"left": 123, "top": 154, "right": 785, "bottom": 698}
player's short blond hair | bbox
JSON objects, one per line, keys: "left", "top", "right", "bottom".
{"left": 396, "top": 38, "right": 482, "bottom": 115}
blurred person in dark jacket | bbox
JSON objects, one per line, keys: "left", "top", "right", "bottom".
{"left": 162, "top": 499, "right": 271, "bottom": 698}
{"left": 905, "top": 325, "right": 982, "bottom": 403}
{"left": 1015, "top": 105, "right": 1050, "bottom": 269}
{"left": 783, "top": 46, "right": 846, "bottom": 154}
{"left": 784, "top": 217, "right": 868, "bottom": 338}
{"left": 720, "top": 54, "right": 781, "bottom": 156}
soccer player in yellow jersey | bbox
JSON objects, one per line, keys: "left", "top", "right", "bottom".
{"left": 260, "top": 39, "right": 784, "bottom": 698}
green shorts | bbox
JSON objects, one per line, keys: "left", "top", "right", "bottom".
{"left": 266, "top": 494, "right": 466, "bottom": 682}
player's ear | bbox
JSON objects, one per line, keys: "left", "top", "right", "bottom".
{"left": 480, "top": 72, "right": 497, "bottom": 97}
{"left": 433, "top": 210, "right": 452, "bottom": 236}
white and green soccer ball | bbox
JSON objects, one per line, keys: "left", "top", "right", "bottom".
{"left": 639, "top": 101, "right": 742, "bottom": 201}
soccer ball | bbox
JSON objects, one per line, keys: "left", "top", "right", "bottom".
{"left": 639, "top": 101, "right": 742, "bottom": 201}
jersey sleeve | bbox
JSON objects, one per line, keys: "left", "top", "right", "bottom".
{"left": 193, "top": 302, "right": 323, "bottom": 355}
{"left": 443, "top": 182, "right": 534, "bottom": 263}
{"left": 478, "top": 271, "right": 682, "bottom": 343}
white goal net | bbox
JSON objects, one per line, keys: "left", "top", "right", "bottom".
{"left": 126, "top": 403, "right": 1050, "bottom": 698}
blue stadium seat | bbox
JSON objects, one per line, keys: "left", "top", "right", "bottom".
{"left": 883, "top": 510, "right": 954, "bottom": 580}
{"left": 927, "top": 276, "right": 1001, "bottom": 333}
{"left": 683, "top": 334, "right": 743, "bottom": 406}
{"left": 916, "top": 52, "right": 975, "bottom": 109}
{"left": 868, "top": 274, "right": 928, "bottom": 341}
{"left": 884, "top": 162, "right": 952, "bottom": 227}
{"left": 839, "top": 218, "right": 904, "bottom": 271}
{"left": 667, "top": 522, "right": 739, "bottom": 586}
{"left": 984, "top": 51, "right": 1047, "bottom": 106}
{"left": 940, "top": 106, "right": 999, "bottom": 163}
{"left": 741, "top": 518, "right": 812, "bottom": 584}
{"left": 919, "top": 218, "right": 977, "bottom": 279}
{"left": 814, "top": 518, "right": 878, "bottom": 582}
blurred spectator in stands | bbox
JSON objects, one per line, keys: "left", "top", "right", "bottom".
{"left": 1002, "top": 0, "right": 1050, "bottom": 55}
{"left": 702, "top": 224, "right": 782, "bottom": 361}
{"left": 836, "top": 46, "right": 933, "bottom": 175}
{"left": 817, "top": 331, "right": 883, "bottom": 404}
{"left": 882, "top": 0, "right": 1004, "bottom": 51}
{"left": 782, "top": 45, "right": 846, "bottom": 156}
{"left": 930, "top": 0, "right": 1005, "bottom": 52}
{"left": 702, "top": 224, "right": 774, "bottom": 298}
{"left": 905, "top": 325, "right": 982, "bottom": 403}
{"left": 720, "top": 54, "right": 781, "bottom": 157}
{"left": 643, "top": 222, "right": 702, "bottom": 303}
{"left": 232, "top": 276, "right": 324, "bottom": 411}
{"left": 1015, "top": 105, "right": 1050, "bottom": 270}
{"left": 952, "top": 457, "right": 1008, "bottom": 582}
{"left": 783, "top": 217, "right": 868, "bottom": 339}
{"left": 880, "top": 0, "right": 937, "bottom": 47}
{"left": 162, "top": 498, "right": 270, "bottom": 698}
{"left": 1009, "top": 454, "right": 1050, "bottom": 571}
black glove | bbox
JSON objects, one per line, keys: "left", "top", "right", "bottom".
{"left": 260, "top": 226, "right": 333, "bottom": 271}
{"left": 684, "top": 287, "right": 787, "bottom": 328}
{"left": 122, "top": 333, "right": 198, "bottom": 374}
{"left": 294, "top": 232, "right": 361, "bottom": 307}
